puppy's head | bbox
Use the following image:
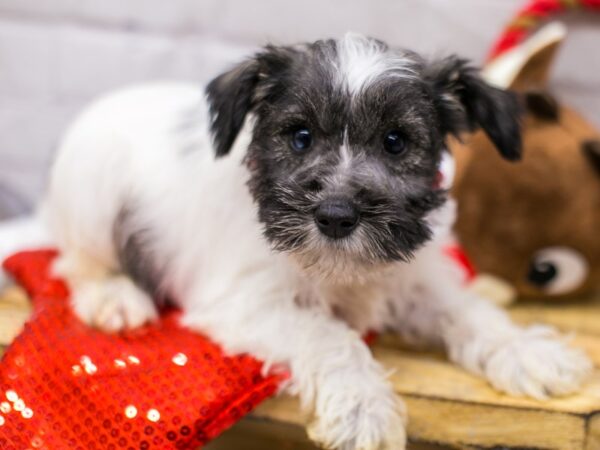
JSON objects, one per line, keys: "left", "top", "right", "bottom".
{"left": 206, "top": 34, "right": 521, "bottom": 278}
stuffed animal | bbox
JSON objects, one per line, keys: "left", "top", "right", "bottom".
{"left": 452, "top": 22, "right": 600, "bottom": 304}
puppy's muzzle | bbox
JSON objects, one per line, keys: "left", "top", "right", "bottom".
{"left": 314, "top": 199, "right": 360, "bottom": 239}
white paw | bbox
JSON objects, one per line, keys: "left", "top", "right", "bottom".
{"left": 480, "top": 326, "right": 592, "bottom": 399}
{"left": 307, "top": 378, "right": 407, "bottom": 450}
{"left": 72, "top": 275, "right": 158, "bottom": 332}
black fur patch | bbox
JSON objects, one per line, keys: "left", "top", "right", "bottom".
{"left": 205, "top": 60, "right": 259, "bottom": 157}
{"left": 424, "top": 56, "right": 522, "bottom": 161}
{"left": 113, "top": 206, "right": 163, "bottom": 300}
{"left": 205, "top": 46, "right": 301, "bottom": 157}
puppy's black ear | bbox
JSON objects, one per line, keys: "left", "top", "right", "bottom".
{"left": 206, "top": 59, "right": 260, "bottom": 157}
{"left": 206, "top": 46, "right": 295, "bottom": 157}
{"left": 425, "top": 56, "right": 522, "bottom": 161}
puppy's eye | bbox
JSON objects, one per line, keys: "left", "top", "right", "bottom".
{"left": 290, "top": 128, "right": 312, "bottom": 152}
{"left": 383, "top": 130, "right": 407, "bottom": 155}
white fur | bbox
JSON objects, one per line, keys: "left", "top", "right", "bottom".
{"left": 336, "top": 33, "right": 417, "bottom": 96}
{"left": 2, "top": 78, "right": 591, "bottom": 450}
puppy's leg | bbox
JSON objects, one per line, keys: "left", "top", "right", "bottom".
{"left": 54, "top": 251, "right": 158, "bottom": 332}
{"left": 182, "top": 271, "right": 406, "bottom": 450}
{"left": 386, "top": 249, "right": 592, "bottom": 399}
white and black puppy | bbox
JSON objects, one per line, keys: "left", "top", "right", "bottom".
{"left": 3, "top": 34, "right": 591, "bottom": 450}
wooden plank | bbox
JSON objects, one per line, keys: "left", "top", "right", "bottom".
{"left": 586, "top": 412, "right": 600, "bottom": 450}
{"left": 255, "top": 344, "right": 600, "bottom": 450}
{"left": 404, "top": 396, "right": 585, "bottom": 450}
{"left": 205, "top": 417, "right": 450, "bottom": 450}
{"left": 205, "top": 418, "right": 314, "bottom": 450}
{"left": 509, "top": 293, "right": 600, "bottom": 336}
{"left": 389, "top": 347, "right": 594, "bottom": 449}
{"left": 0, "top": 286, "right": 30, "bottom": 346}
{"left": 374, "top": 346, "right": 600, "bottom": 415}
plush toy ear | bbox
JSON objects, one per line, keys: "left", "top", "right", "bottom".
{"left": 524, "top": 90, "right": 560, "bottom": 121}
{"left": 483, "top": 22, "right": 566, "bottom": 90}
{"left": 205, "top": 46, "right": 296, "bottom": 157}
{"left": 583, "top": 140, "right": 600, "bottom": 176}
{"left": 426, "top": 56, "right": 522, "bottom": 161}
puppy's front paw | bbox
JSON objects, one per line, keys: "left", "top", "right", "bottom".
{"left": 72, "top": 275, "right": 158, "bottom": 332}
{"left": 307, "top": 381, "right": 407, "bottom": 450}
{"left": 481, "top": 326, "right": 592, "bottom": 399}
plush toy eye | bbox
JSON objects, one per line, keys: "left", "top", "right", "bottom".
{"left": 383, "top": 130, "right": 407, "bottom": 155}
{"left": 290, "top": 128, "right": 312, "bottom": 152}
{"left": 527, "top": 247, "right": 589, "bottom": 295}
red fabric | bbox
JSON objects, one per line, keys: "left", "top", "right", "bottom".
{"left": 0, "top": 250, "right": 286, "bottom": 450}
{"left": 487, "top": 0, "right": 600, "bottom": 61}
{"left": 444, "top": 244, "right": 477, "bottom": 281}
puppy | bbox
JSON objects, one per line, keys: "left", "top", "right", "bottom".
{"left": 13, "top": 34, "right": 591, "bottom": 450}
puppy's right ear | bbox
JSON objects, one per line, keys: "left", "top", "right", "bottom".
{"left": 206, "top": 60, "right": 260, "bottom": 157}
{"left": 206, "top": 46, "right": 296, "bottom": 157}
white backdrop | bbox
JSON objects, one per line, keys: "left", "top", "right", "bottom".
{"left": 0, "top": 0, "right": 598, "bottom": 218}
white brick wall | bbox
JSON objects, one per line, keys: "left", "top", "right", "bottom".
{"left": 0, "top": 0, "right": 598, "bottom": 218}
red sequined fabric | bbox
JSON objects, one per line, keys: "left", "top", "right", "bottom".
{"left": 0, "top": 250, "right": 286, "bottom": 450}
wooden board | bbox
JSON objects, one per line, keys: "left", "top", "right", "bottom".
{"left": 253, "top": 348, "right": 600, "bottom": 450}
{"left": 3, "top": 286, "right": 600, "bottom": 449}
{"left": 204, "top": 418, "right": 448, "bottom": 450}
{"left": 0, "top": 286, "right": 30, "bottom": 349}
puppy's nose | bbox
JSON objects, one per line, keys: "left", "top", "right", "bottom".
{"left": 314, "top": 200, "right": 359, "bottom": 239}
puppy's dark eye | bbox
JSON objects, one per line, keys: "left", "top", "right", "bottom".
{"left": 291, "top": 128, "right": 312, "bottom": 152}
{"left": 383, "top": 130, "right": 407, "bottom": 155}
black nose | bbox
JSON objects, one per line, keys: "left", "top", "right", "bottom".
{"left": 314, "top": 200, "right": 360, "bottom": 239}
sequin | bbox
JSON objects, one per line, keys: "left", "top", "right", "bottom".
{"left": 5, "top": 391, "right": 18, "bottom": 402}
{"left": 0, "top": 250, "right": 287, "bottom": 449}
{"left": 13, "top": 400, "right": 25, "bottom": 412}
{"left": 80, "top": 356, "right": 98, "bottom": 375}
{"left": 146, "top": 409, "right": 160, "bottom": 423}
{"left": 171, "top": 353, "right": 188, "bottom": 367}
{"left": 124, "top": 406, "right": 137, "bottom": 419}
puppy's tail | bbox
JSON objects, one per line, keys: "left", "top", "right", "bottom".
{"left": 0, "top": 208, "right": 53, "bottom": 286}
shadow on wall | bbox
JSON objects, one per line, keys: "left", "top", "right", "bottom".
{"left": 0, "top": 184, "right": 28, "bottom": 220}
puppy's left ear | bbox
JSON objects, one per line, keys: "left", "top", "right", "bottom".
{"left": 425, "top": 56, "right": 522, "bottom": 161}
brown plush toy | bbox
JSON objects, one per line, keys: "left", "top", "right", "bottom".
{"left": 452, "top": 23, "right": 600, "bottom": 304}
